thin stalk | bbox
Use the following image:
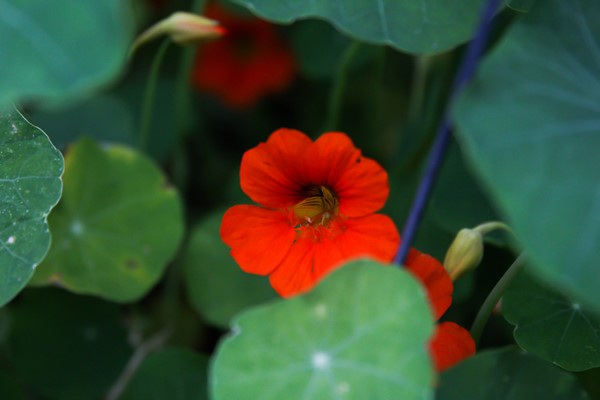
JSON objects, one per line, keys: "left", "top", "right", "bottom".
{"left": 323, "top": 41, "right": 362, "bottom": 132}
{"left": 470, "top": 252, "right": 526, "bottom": 345}
{"left": 393, "top": 0, "right": 502, "bottom": 265}
{"left": 174, "top": 0, "right": 207, "bottom": 139}
{"left": 105, "top": 328, "right": 172, "bottom": 400}
{"left": 407, "top": 55, "right": 431, "bottom": 120}
{"left": 138, "top": 38, "right": 171, "bottom": 151}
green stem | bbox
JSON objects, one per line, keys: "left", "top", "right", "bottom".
{"left": 470, "top": 252, "right": 526, "bottom": 345}
{"left": 173, "top": 0, "right": 207, "bottom": 139}
{"left": 323, "top": 41, "right": 362, "bottom": 132}
{"left": 407, "top": 55, "right": 431, "bottom": 120}
{"left": 138, "top": 39, "right": 171, "bottom": 151}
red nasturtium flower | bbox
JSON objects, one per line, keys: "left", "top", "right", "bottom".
{"left": 191, "top": 3, "right": 296, "bottom": 108}
{"left": 220, "top": 128, "right": 400, "bottom": 296}
{"left": 220, "top": 128, "right": 474, "bottom": 371}
{"left": 404, "top": 248, "right": 476, "bottom": 372}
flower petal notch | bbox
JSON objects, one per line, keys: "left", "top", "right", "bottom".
{"left": 221, "top": 128, "right": 399, "bottom": 297}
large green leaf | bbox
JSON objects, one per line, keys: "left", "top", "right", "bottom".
{"left": 182, "top": 210, "right": 277, "bottom": 328}
{"left": 0, "top": 109, "right": 63, "bottom": 306}
{"left": 7, "top": 288, "right": 132, "bottom": 400}
{"left": 235, "top": 0, "right": 489, "bottom": 54}
{"left": 211, "top": 260, "right": 435, "bottom": 400}
{"left": 30, "top": 138, "right": 184, "bottom": 302}
{"left": 454, "top": 0, "right": 600, "bottom": 306}
{"left": 430, "top": 141, "right": 500, "bottom": 235}
{"left": 0, "top": 0, "right": 132, "bottom": 108}
{"left": 503, "top": 270, "right": 600, "bottom": 371}
{"left": 437, "top": 347, "right": 589, "bottom": 399}
{"left": 120, "top": 347, "right": 208, "bottom": 400}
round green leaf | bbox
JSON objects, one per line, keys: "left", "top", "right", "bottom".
{"left": 7, "top": 287, "right": 132, "bottom": 400}
{"left": 437, "top": 347, "right": 589, "bottom": 399}
{"left": 120, "top": 347, "right": 208, "bottom": 400}
{"left": 182, "top": 210, "right": 277, "bottom": 328}
{"left": 454, "top": 0, "right": 600, "bottom": 306}
{"left": 0, "top": 109, "right": 63, "bottom": 306}
{"left": 211, "top": 260, "right": 435, "bottom": 400}
{"left": 503, "top": 270, "right": 600, "bottom": 371}
{"left": 0, "top": 0, "right": 133, "bottom": 108}
{"left": 30, "top": 138, "right": 184, "bottom": 302}
{"left": 235, "top": 0, "right": 490, "bottom": 54}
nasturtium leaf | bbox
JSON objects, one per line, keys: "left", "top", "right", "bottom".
{"left": 30, "top": 138, "right": 184, "bottom": 302}
{"left": 211, "top": 260, "right": 435, "bottom": 400}
{"left": 0, "top": 109, "right": 63, "bottom": 306}
{"left": 0, "top": 0, "right": 133, "bottom": 109}
{"left": 7, "top": 288, "right": 132, "bottom": 400}
{"left": 506, "top": 0, "right": 536, "bottom": 12}
{"left": 454, "top": 0, "right": 600, "bottom": 306}
{"left": 503, "top": 270, "right": 600, "bottom": 371}
{"left": 182, "top": 211, "right": 277, "bottom": 328}
{"left": 120, "top": 347, "right": 208, "bottom": 400}
{"left": 437, "top": 347, "right": 590, "bottom": 399}
{"left": 430, "top": 141, "right": 500, "bottom": 236}
{"left": 235, "top": 0, "right": 491, "bottom": 54}
{"left": 291, "top": 20, "right": 376, "bottom": 80}
{"left": 28, "top": 95, "right": 135, "bottom": 151}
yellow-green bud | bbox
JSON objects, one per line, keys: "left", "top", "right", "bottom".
{"left": 131, "top": 12, "right": 225, "bottom": 54}
{"left": 443, "top": 228, "right": 484, "bottom": 281}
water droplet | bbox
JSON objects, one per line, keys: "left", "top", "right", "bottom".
{"left": 573, "top": 303, "right": 581, "bottom": 311}
{"left": 6, "top": 236, "right": 15, "bottom": 244}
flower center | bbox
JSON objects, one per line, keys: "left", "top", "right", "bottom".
{"left": 293, "top": 185, "right": 339, "bottom": 226}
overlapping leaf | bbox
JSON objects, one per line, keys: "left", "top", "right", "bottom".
{"left": 0, "top": 109, "right": 63, "bottom": 306}
{"left": 437, "top": 347, "right": 589, "bottom": 399}
{"left": 454, "top": 0, "right": 600, "bottom": 306}
{"left": 0, "top": 0, "right": 132, "bottom": 109}
{"left": 7, "top": 288, "right": 132, "bottom": 400}
{"left": 503, "top": 270, "right": 600, "bottom": 371}
{"left": 211, "top": 260, "right": 435, "bottom": 400}
{"left": 30, "top": 138, "right": 184, "bottom": 302}
{"left": 235, "top": 0, "right": 489, "bottom": 54}
{"left": 182, "top": 211, "right": 276, "bottom": 328}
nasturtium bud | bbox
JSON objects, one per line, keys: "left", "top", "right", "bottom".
{"left": 131, "top": 12, "right": 225, "bottom": 54}
{"left": 443, "top": 228, "right": 484, "bottom": 281}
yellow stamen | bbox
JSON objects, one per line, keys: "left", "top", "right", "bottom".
{"left": 293, "top": 186, "right": 339, "bottom": 225}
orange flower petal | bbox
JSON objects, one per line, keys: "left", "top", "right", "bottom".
{"left": 429, "top": 321, "right": 476, "bottom": 372}
{"left": 240, "top": 129, "right": 312, "bottom": 209}
{"left": 269, "top": 213, "right": 400, "bottom": 297}
{"left": 404, "top": 248, "right": 453, "bottom": 319}
{"left": 220, "top": 205, "right": 295, "bottom": 275}
{"left": 304, "top": 133, "right": 389, "bottom": 217}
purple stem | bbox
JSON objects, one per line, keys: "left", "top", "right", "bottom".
{"left": 393, "top": 0, "right": 502, "bottom": 265}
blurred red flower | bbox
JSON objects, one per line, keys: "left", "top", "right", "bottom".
{"left": 220, "top": 128, "right": 399, "bottom": 296}
{"left": 404, "top": 248, "right": 475, "bottom": 372}
{"left": 191, "top": 3, "right": 296, "bottom": 108}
